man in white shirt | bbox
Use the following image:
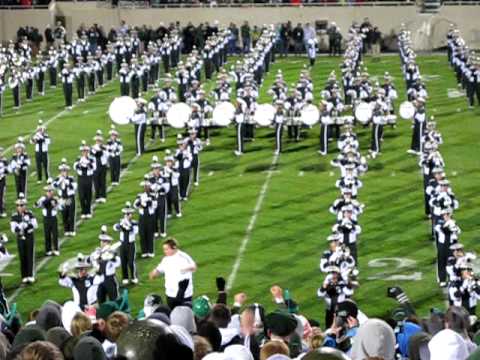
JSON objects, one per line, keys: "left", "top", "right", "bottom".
{"left": 149, "top": 238, "right": 197, "bottom": 309}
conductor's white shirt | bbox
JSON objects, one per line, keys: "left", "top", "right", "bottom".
{"left": 156, "top": 250, "right": 196, "bottom": 298}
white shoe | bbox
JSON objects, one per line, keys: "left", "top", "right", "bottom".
{"left": 95, "top": 198, "right": 102, "bottom": 204}
{"left": 0, "top": 213, "right": 7, "bottom": 218}
{"left": 206, "top": 139, "right": 211, "bottom": 146}
{"left": 70, "top": 232, "right": 76, "bottom": 237}
{"left": 160, "top": 233, "right": 167, "bottom": 238}
{"left": 317, "top": 150, "right": 326, "bottom": 156}
{"left": 167, "top": 214, "right": 172, "bottom": 219}
{"left": 122, "top": 279, "right": 130, "bottom": 285}
{"left": 406, "top": 149, "right": 417, "bottom": 155}
{"left": 53, "top": 251, "right": 60, "bottom": 256}
{"left": 234, "top": 150, "right": 243, "bottom": 156}
{"left": 148, "top": 253, "right": 155, "bottom": 258}
{"left": 141, "top": 253, "right": 148, "bottom": 258}
{"left": 81, "top": 214, "right": 86, "bottom": 219}
{"left": 100, "top": 198, "right": 107, "bottom": 203}
{"left": 22, "top": 278, "right": 28, "bottom": 284}
{"left": 160, "top": 138, "right": 165, "bottom": 143}
{"left": 112, "top": 182, "right": 119, "bottom": 186}
{"left": 37, "top": 180, "right": 42, "bottom": 184}
{"left": 45, "top": 251, "right": 53, "bottom": 256}
{"left": 176, "top": 213, "right": 182, "bottom": 218}
{"left": 131, "top": 278, "right": 139, "bottom": 284}
{"left": 86, "top": 214, "right": 92, "bottom": 219}
{"left": 28, "top": 277, "right": 35, "bottom": 283}
{"left": 154, "top": 233, "right": 159, "bottom": 238}
{"left": 194, "top": 182, "right": 199, "bottom": 187}
{"left": 182, "top": 197, "right": 188, "bottom": 201}
{"left": 274, "top": 150, "right": 280, "bottom": 155}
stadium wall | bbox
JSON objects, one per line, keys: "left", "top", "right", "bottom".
{"left": 2, "top": 4, "right": 480, "bottom": 50}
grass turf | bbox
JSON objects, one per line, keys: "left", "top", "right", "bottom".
{"left": 0, "top": 54, "right": 479, "bottom": 326}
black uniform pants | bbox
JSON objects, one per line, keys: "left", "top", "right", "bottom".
{"left": 63, "top": 83, "right": 73, "bottom": 107}
{"left": 12, "top": 86, "right": 20, "bottom": 108}
{"left": 319, "top": 124, "right": 328, "bottom": 153}
{"left": 78, "top": 175, "right": 93, "bottom": 215}
{"left": 179, "top": 168, "right": 191, "bottom": 199}
{"left": 411, "top": 120, "right": 425, "bottom": 152}
{"left": 120, "top": 83, "right": 129, "bottom": 97}
{"left": 371, "top": 124, "right": 383, "bottom": 153}
{"left": 192, "top": 155, "right": 200, "bottom": 184}
{"left": 49, "top": 68, "right": 57, "bottom": 87}
{"left": 151, "top": 122, "right": 165, "bottom": 140}
{"left": 14, "top": 171, "right": 27, "bottom": 198}
{"left": 35, "top": 151, "right": 49, "bottom": 181}
{"left": 37, "top": 73, "right": 45, "bottom": 94}
{"left": 88, "top": 74, "right": 95, "bottom": 93}
{"left": 139, "top": 214, "right": 155, "bottom": 255}
{"left": 0, "top": 178, "right": 6, "bottom": 213}
{"left": 26, "top": 80, "right": 33, "bottom": 100}
{"left": 43, "top": 216, "right": 58, "bottom": 253}
{"left": 134, "top": 123, "right": 146, "bottom": 155}
{"left": 17, "top": 234, "right": 35, "bottom": 278}
{"left": 97, "top": 275, "right": 118, "bottom": 303}
{"left": 93, "top": 166, "right": 107, "bottom": 200}
{"left": 167, "top": 186, "right": 181, "bottom": 215}
{"left": 275, "top": 123, "right": 283, "bottom": 153}
{"left": 62, "top": 198, "right": 76, "bottom": 232}
{"left": 77, "top": 79, "right": 85, "bottom": 99}
{"left": 110, "top": 156, "right": 121, "bottom": 183}
{"left": 236, "top": 122, "right": 244, "bottom": 153}
{"left": 156, "top": 195, "right": 167, "bottom": 235}
{"left": 120, "top": 242, "right": 137, "bottom": 280}
{"left": 245, "top": 123, "right": 255, "bottom": 140}
{"left": 436, "top": 240, "right": 451, "bottom": 283}
{"left": 107, "top": 63, "right": 113, "bottom": 81}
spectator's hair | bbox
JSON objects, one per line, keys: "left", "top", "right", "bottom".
{"left": 29, "top": 310, "right": 40, "bottom": 322}
{"left": 260, "top": 340, "right": 290, "bottom": 360}
{"left": 209, "top": 304, "right": 231, "bottom": 329}
{"left": 307, "top": 327, "right": 325, "bottom": 350}
{"left": 105, "top": 311, "right": 129, "bottom": 342}
{"left": 445, "top": 306, "right": 470, "bottom": 336}
{"left": 193, "top": 335, "right": 212, "bottom": 360}
{"left": 18, "top": 341, "right": 64, "bottom": 360}
{"left": 70, "top": 312, "right": 92, "bottom": 337}
{"left": 163, "top": 238, "right": 179, "bottom": 249}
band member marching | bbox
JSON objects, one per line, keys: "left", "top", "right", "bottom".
{"left": 91, "top": 130, "right": 108, "bottom": 204}
{"left": 318, "top": 100, "right": 333, "bottom": 156}
{"left": 52, "top": 159, "right": 77, "bottom": 237}
{"left": 106, "top": 126, "right": 123, "bottom": 186}
{"left": 74, "top": 141, "right": 96, "bottom": 219}
{"left": 407, "top": 97, "right": 426, "bottom": 155}
{"left": 175, "top": 136, "right": 193, "bottom": 201}
{"left": 35, "top": 182, "right": 60, "bottom": 256}
{"left": 114, "top": 202, "right": 139, "bottom": 285}
{"left": 0, "top": 147, "right": 11, "bottom": 218}
{"left": 134, "top": 175, "right": 157, "bottom": 258}
{"left": 91, "top": 226, "right": 121, "bottom": 303}
{"left": 61, "top": 63, "right": 75, "bottom": 110}
{"left": 234, "top": 99, "right": 246, "bottom": 156}
{"left": 273, "top": 100, "right": 285, "bottom": 155}
{"left": 131, "top": 99, "right": 147, "bottom": 156}
{"left": 164, "top": 152, "right": 182, "bottom": 218}
{"left": 149, "top": 157, "right": 170, "bottom": 238}
{"left": 185, "top": 129, "right": 203, "bottom": 187}
{"left": 30, "top": 120, "right": 51, "bottom": 184}
{"left": 10, "top": 139, "right": 31, "bottom": 198}
{"left": 10, "top": 193, "right": 38, "bottom": 284}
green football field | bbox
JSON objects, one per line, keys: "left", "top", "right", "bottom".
{"left": 0, "top": 54, "right": 479, "bottom": 326}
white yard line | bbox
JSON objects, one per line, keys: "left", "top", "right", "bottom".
{"left": 226, "top": 153, "right": 279, "bottom": 291}
{"left": 7, "top": 139, "right": 154, "bottom": 303}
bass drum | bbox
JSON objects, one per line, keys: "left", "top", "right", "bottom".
{"left": 355, "top": 102, "right": 373, "bottom": 124}
{"left": 399, "top": 101, "right": 415, "bottom": 119}
{"left": 300, "top": 104, "right": 319, "bottom": 126}
{"left": 109, "top": 96, "right": 137, "bottom": 125}
{"left": 254, "top": 104, "right": 276, "bottom": 127}
{"left": 167, "top": 102, "right": 191, "bottom": 129}
{"left": 212, "top": 102, "right": 236, "bottom": 127}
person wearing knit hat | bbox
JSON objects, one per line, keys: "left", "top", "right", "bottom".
{"left": 46, "top": 326, "right": 72, "bottom": 349}
{"left": 52, "top": 158, "right": 77, "bottom": 237}
{"left": 73, "top": 335, "right": 107, "bottom": 360}
{"left": 73, "top": 140, "right": 97, "bottom": 219}
{"left": 91, "top": 130, "right": 108, "bottom": 204}
{"left": 164, "top": 150, "right": 182, "bottom": 218}
{"left": 106, "top": 125, "right": 123, "bottom": 186}
{"left": 302, "top": 347, "right": 351, "bottom": 359}
{"left": 170, "top": 305, "right": 197, "bottom": 334}
{"left": 30, "top": 120, "right": 51, "bottom": 184}
{"left": 10, "top": 192, "right": 38, "bottom": 284}
{"left": 192, "top": 295, "right": 212, "bottom": 320}
{"left": 350, "top": 318, "right": 396, "bottom": 360}
{"left": 113, "top": 201, "right": 139, "bottom": 285}
{"left": 36, "top": 302, "right": 62, "bottom": 331}
{"left": 12, "top": 325, "right": 47, "bottom": 350}
{"left": 10, "top": 137, "right": 31, "bottom": 198}
{"left": 35, "top": 181, "right": 61, "bottom": 256}
{"left": 134, "top": 175, "right": 157, "bottom": 258}
{"left": 91, "top": 225, "right": 121, "bottom": 304}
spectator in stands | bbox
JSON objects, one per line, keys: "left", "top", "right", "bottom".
{"left": 228, "top": 22, "right": 239, "bottom": 55}
{"left": 183, "top": 22, "right": 196, "bottom": 54}
{"left": 107, "top": 28, "right": 117, "bottom": 43}
{"left": 118, "top": 19, "right": 129, "bottom": 37}
{"left": 292, "top": 23, "right": 304, "bottom": 55}
{"left": 371, "top": 26, "right": 382, "bottom": 55}
{"left": 303, "top": 22, "right": 316, "bottom": 53}
{"left": 279, "top": 22, "right": 291, "bottom": 57}
{"left": 194, "top": 23, "right": 206, "bottom": 50}
{"left": 53, "top": 21, "right": 66, "bottom": 49}
{"left": 241, "top": 21, "right": 251, "bottom": 54}
{"left": 44, "top": 24, "right": 54, "bottom": 50}
{"left": 18, "top": 341, "right": 63, "bottom": 360}
{"left": 360, "top": 17, "right": 372, "bottom": 54}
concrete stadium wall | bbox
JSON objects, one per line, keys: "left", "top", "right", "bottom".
{"left": 1, "top": 4, "right": 480, "bottom": 50}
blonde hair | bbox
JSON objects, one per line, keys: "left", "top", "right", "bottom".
{"left": 105, "top": 311, "right": 129, "bottom": 342}
{"left": 19, "top": 341, "right": 64, "bottom": 360}
{"left": 260, "top": 340, "right": 290, "bottom": 360}
{"left": 193, "top": 336, "right": 212, "bottom": 360}
{"left": 70, "top": 312, "right": 92, "bottom": 337}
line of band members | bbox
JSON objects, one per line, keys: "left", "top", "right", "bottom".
{"left": 1, "top": 125, "right": 205, "bottom": 286}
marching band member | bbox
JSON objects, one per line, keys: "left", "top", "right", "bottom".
{"left": 30, "top": 120, "right": 51, "bottom": 184}
{"left": 73, "top": 57, "right": 86, "bottom": 102}
{"left": 10, "top": 193, "right": 38, "bottom": 284}
{"left": 273, "top": 100, "right": 285, "bottom": 155}
{"left": 113, "top": 202, "right": 139, "bottom": 285}
{"left": 10, "top": 139, "right": 31, "bottom": 198}
{"left": 131, "top": 99, "right": 147, "bottom": 156}
{"left": 185, "top": 129, "right": 203, "bottom": 187}
{"left": 234, "top": 99, "right": 246, "bottom": 156}
{"left": 435, "top": 208, "right": 461, "bottom": 287}
{"left": 332, "top": 206, "right": 362, "bottom": 262}
{"left": 91, "top": 226, "right": 121, "bottom": 303}
{"left": 318, "top": 100, "right": 333, "bottom": 156}
{"left": 148, "top": 89, "right": 166, "bottom": 141}
{"left": 149, "top": 158, "right": 169, "bottom": 238}
{"left": 134, "top": 175, "right": 157, "bottom": 258}
{"left": 329, "top": 188, "right": 364, "bottom": 222}
{"left": 74, "top": 141, "right": 97, "bottom": 219}
{"left": 130, "top": 57, "right": 141, "bottom": 99}
{"left": 24, "top": 65, "right": 35, "bottom": 102}
{"left": 52, "top": 159, "right": 77, "bottom": 237}
{"left": 164, "top": 152, "right": 182, "bottom": 218}
{"left": 58, "top": 253, "right": 103, "bottom": 310}
{"left": 0, "top": 78, "right": 5, "bottom": 116}
{"left": 382, "top": 72, "right": 398, "bottom": 115}
{"left": 35, "top": 182, "right": 60, "bottom": 256}
{"left": 91, "top": 130, "right": 108, "bottom": 204}
{"left": 448, "top": 264, "right": 480, "bottom": 315}
{"left": 9, "top": 69, "right": 22, "bottom": 110}
{"left": 61, "top": 63, "right": 74, "bottom": 110}
{"left": 307, "top": 38, "right": 317, "bottom": 67}
{"left": 369, "top": 99, "right": 387, "bottom": 159}
{"left": 0, "top": 147, "right": 11, "bottom": 218}
{"left": 175, "top": 136, "right": 193, "bottom": 201}
{"left": 36, "top": 57, "right": 47, "bottom": 96}
{"left": 407, "top": 97, "right": 426, "bottom": 155}
{"left": 106, "top": 126, "right": 123, "bottom": 186}
{"left": 119, "top": 62, "right": 131, "bottom": 97}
